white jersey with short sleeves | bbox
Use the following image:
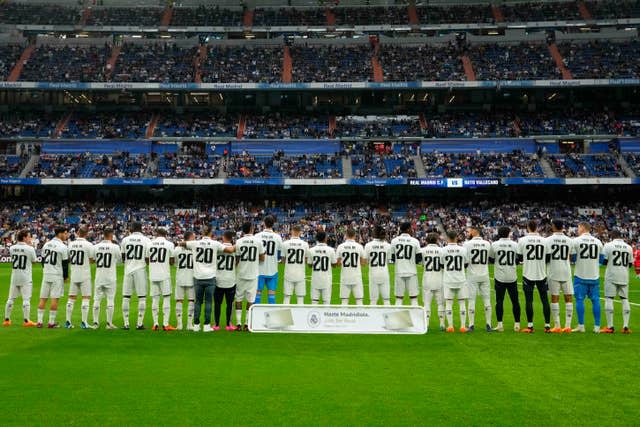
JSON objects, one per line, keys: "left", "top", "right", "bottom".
{"left": 421, "top": 245, "right": 443, "bottom": 289}
{"left": 42, "top": 238, "right": 69, "bottom": 279}
{"left": 463, "top": 237, "right": 491, "bottom": 281}
{"left": 9, "top": 243, "right": 37, "bottom": 285}
{"left": 256, "top": 230, "right": 283, "bottom": 277}
{"left": 186, "top": 237, "right": 225, "bottom": 280}
{"left": 308, "top": 243, "right": 336, "bottom": 290}
{"left": 147, "top": 237, "right": 175, "bottom": 282}
{"left": 440, "top": 244, "right": 467, "bottom": 287}
{"left": 93, "top": 241, "right": 122, "bottom": 286}
{"left": 121, "top": 232, "right": 151, "bottom": 275}
{"left": 490, "top": 239, "right": 518, "bottom": 283}
{"left": 545, "top": 233, "right": 574, "bottom": 282}
{"left": 573, "top": 233, "right": 603, "bottom": 280}
{"left": 390, "top": 234, "right": 421, "bottom": 278}
{"left": 363, "top": 240, "right": 391, "bottom": 284}
{"left": 337, "top": 240, "right": 364, "bottom": 285}
{"left": 216, "top": 242, "right": 236, "bottom": 285}
{"left": 282, "top": 238, "right": 310, "bottom": 282}
{"left": 236, "top": 235, "right": 266, "bottom": 280}
{"left": 174, "top": 246, "right": 194, "bottom": 286}
{"left": 517, "top": 233, "right": 547, "bottom": 281}
{"left": 68, "top": 238, "right": 94, "bottom": 283}
{"left": 603, "top": 239, "right": 633, "bottom": 285}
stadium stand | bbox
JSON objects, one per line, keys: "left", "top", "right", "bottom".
{"left": 154, "top": 112, "right": 237, "bottom": 138}
{"left": 252, "top": 7, "right": 326, "bottom": 26}
{"left": 500, "top": 1, "right": 582, "bottom": 22}
{"left": 421, "top": 151, "right": 545, "bottom": 178}
{"left": 547, "top": 153, "right": 625, "bottom": 177}
{"left": 0, "top": 45, "right": 24, "bottom": 81}
{"left": 558, "top": 40, "right": 640, "bottom": 79}
{"left": 157, "top": 153, "right": 221, "bottom": 178}
{"left": 225, "top": 153, "right": 342, "bottom": 178}
{"left": 470, "top": 43, "right": 561, "bottom": 81}
{"left": 29, "top": 152, "right": 149, "bottom": 178}
{"left": 0, "top": 154, "right": 28, "bottom": 177}
{"left": 170, "top": 6, "right": 242, "bottom": 26}
{"left": 585, "top": 0, "right": 640, "bottom": 19}
{"left": 111, "top": 43, "right": 197, "bottom": 83}
{"left": 378, "top": 43, "right": 466, "bottom": 81}
{"left": 0, "top": 113, "right": 58, "bottom": 138}
{"left": 59, "top": 113, "right": 150, "bottom": 139}
{"left": 336, "top": 116, "right": 422, "bottom": 138}
{"left": 243, "top": 114, "right": 330, "bottom": 139}
{"left": 19, "top": 45, "right": 111, "bottom": 82}
{"left": 332, "top": 6, "right": 408, "bottom": 25}
{"left": 415, "top": 4, "right": 493, "bottom": 24}
{"left": 85, "top": 7, "right": 163, "bottom": 26}
{"left": 291, "top": 45, "right": 373, "bottom": 82}
{"left": 200, "top": 46, "right": 282, "bottom": 83}
{"left": 0, "top": 3, "right": 80, "bottom": 25}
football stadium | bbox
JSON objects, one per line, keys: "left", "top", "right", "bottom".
{"left": 1, "top": 0, "right": 640, "bottom": 425}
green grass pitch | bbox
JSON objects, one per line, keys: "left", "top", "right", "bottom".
{"left": 1, "top": 263, "right": 639, "bottom": 426}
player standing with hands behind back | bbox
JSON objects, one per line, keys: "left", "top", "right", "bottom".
{"left": 256, "top": 216, "right": 282, "bottom": 304}
{"left": 37, "top": 226, "right": 69, "bottom": 328}
{"left": 390, "top": 223, "right": 422, "bottom": 306}
{"left": 572, "top": 222, "right": 604, "bottom": 333}
{"left": 4, "top": 230, "right": 37, "bottom": 327}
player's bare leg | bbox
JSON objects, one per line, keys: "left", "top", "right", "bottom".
{"left": 563, "top": 294, "right": 573, "bottom": 332}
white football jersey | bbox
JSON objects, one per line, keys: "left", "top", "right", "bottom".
{"left": 146, "top": 237, "right": 175, "bottom": 282}
{"left": 216, "top": 242, "right": 237, "bottom": 286}
{"left": 440, "top": 243, "right": 468, "bottom": 287}
{"left": 68, "top": 238, "right": 94, "bottom": 283}
{"left": 308, "top": 243, "right": 336, "bottom": 290}
{"left": 363, "top": 240, "right": 391, "bottom": 284}
{"left": 186, "top": 238, "right": 226, "bottom": 280}
{"left": 174, "top": 246, "right": 194, "bottom": 286}
{"left": 256, "top": 230, "right": 283, "bottom": 277}
{"left": 121, "top": 232, "right": 151, "bottom": 275}
{"left": 517, "top": 233, "right": 547, "bottom": 281}
{"left": 573, "top": 233, "right": 603, "bottom": 280}
{"left": 42, "top": 238, "right": 69, "bottom": 279}
{"left": 545, "top": 233, "right": 574, "bottom": 282}
{"left": 463, "top": 237, "right": 491, "bottom": 281}
{"left": 421, "top": 244, "right": 443, "bottom": 289}
{"left": 93, "top": 241, "right": 122, "bottom": 286}
{"left": 282, "top": 238, "right": 310, "bottom": 282}
{"left": 337, "top": 239, "right": 364, "bottom": 285}
{"left": 9, "top": 242, "right": 37, "bottom": 285}
{"left": 236, "top": 235, "right": 266, "bottom": 280}
{"left": 390, "top": 234, "right": 421, "bottom": 278}
{"left": 490, "top": 238, "right": 518, "bottom": 283}
{"left": 603, "top": 239, "right": 633, "bottom": 285}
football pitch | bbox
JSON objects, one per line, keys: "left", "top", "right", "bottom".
{"left": 1, "top": 263, "right": 639, "bottom": 426}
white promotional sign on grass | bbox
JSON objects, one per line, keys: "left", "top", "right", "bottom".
{"left": 249, "top": 304, "right": 427, "bottom": 334}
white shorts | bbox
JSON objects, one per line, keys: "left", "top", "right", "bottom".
{"left": 284, "top": 279, "right": 306, "bottom": 297}
{"left": 40, "top": 277, "right": 64, "bottom": 299}
{"left": 340, "top": 283, "right": 364, "bottom": 299}
{"left": 94, "top": 283, "right": 116, "bottom": 300}
{"left": 150, "top": 279, "right": 172, "bottom": 297}
{"left": 467, "top": 278, "right": 491, "bottom": 301}
{"left": 311, "top": 287, "right": 332, "bottom": 304}
{"left": 123, "top": 269, "right": 147, "bottom": 297}
{"left": 395, "top": 275, "right": 419, "bottom": 297}
{"left": 69, "top": 280, "right": 92, "bottom": 297}
{"left": 444, "top": 285, "right": 469, "bottom": 300}
{"left": 216, "top": 278, "right": 236, "bottom": 290}
{"left": 605, "top": 282, "right": 628, "bottom": 299}
{"left": 548, "top": 279, "right": 574, "bottom": 296}
{"left": 175, "top": 284, "right": 195, "bottom": 300}
{"left": 369, "top": 276, "right": 391, "bottom": 302}
{"left": 235, "top": 277, "right": 258, "bottom": 303}
{"left": 9, "top": 282, "right": 32, "bottom": 300}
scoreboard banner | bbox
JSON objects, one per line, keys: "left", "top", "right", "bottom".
{"left": 248, "top": 304, "right": 427, "bottom": 334}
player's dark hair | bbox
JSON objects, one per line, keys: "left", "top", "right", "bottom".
{"left": 551, "top": 219, "right": 563, "bottom": 231}
{"left": 346, "top": 228, "right": 356, "bottom": 238}
{"left": 580, "top": 222, "right": 591, "bottom": 232}
{"left": 103, "top": 228, "right": 114, "bottom": 239}
{"left": 426, "top": 232, "right": 439, "bottom": 245}
{"left": 54, "top": 226, "right": 68, "bottom": 236}
{"left": 373, "top": 225, "right": 385, "bottom": 240}
{"left": 130, "top": 222, "right": 142, "bottom": 233}
{"left": 610, "top": 229, "right": 621, "bottom": 239}
{"left": 264, "top": 215, "right": 275, "bottom": 228}
{"left": 446, "top": 230, "right": 458, "bottom": 242}
{"left": 242, "top": 222, "right": 253, "bottom": 234}
{"left": 223, "top": 230, "right": 234, "bottom": 242}
{"left": 184, "top": 231, "right": 195, "bottom": 240}
{"left": 202, "top": 225, "right": 213, "bottom": 237}
{"left": 498, "top": 226, "right": 511, "bottom": 239}
{"left": 399, "top": 222, "right": 411, "bottom": 234}
{"left": 527, "top": 220, "right": 538, "bottom": 232}
{"left": 16, "top": 229, "right": 30, "bottom": 242}
{"left": 77, "top": 227, "right": 88, "bottom": 238}
{"left": 468, "top": 226, "right": 480, "bottom": 235}
{"left": 156, "top": 228, "right": 167, "bottom": 237}
{"left": 315, "top": 231, "right": 327, "bottom": 243}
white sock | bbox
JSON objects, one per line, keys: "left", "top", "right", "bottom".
{"left": 22, "top": 302, "right": 30, "bottom": 321}
{"left": 187, "top": 301, "right": 194, "bottom": 326}
{"left": 458, "top": 300, "right": 466, "bottom": 328}
{"left": 341, "top": 298, "right": 349, "bottom": 306}
{"left": 235, "top": 309, "right": 242, "bottom": 325}
{"left": 81, "top": 300, "right": 89, "bottom": 324}
{"left": 605, "top": 299, "right": 614, "bottom": 328}
{"left": 152, "top": 296, "right": 160, "bottom": 326}
{"left": 395, "top": 297, "right": 403, "bottom": 306}
{"left": 622, "top": 299, "right": 631, "bottom": 328}
{"left": 66, "top": 299, "right": 75, "bottom": 323}
{"left": 425, "top": 306, "right": 431, "bottom": 326}
{"left": 122, "top": 298, "right": 130, "bottom": 326}
{"left": 93, "top": 301, "right": 101, "bottom": 325}
{"left": 484, "top": 304, "right": 492, "bottom": 327}
{"left": 37, "top": 308, "right": 44, "bottom": 323}
{"left": 528, "top": 322, "right": 534, "bottom": 328}
{"left": 565, "top": 302, "right": 573, "bottom": 329}
{"left": 176, "top": 302, "right": 183, "bottom": 328}
{"left": 107, "top": 300, "right": 114, "bottom": 325}
{"left": 283, "top": 295, "right": 291, "bottom": 304}
{"left": 410, "top": 297, "right": 418, "bottom": 306}
{"left": 383, "top": 299, "right": 390, "bottom": 306}
{"left": 5, "top": 299, "right": 13, "bottom": 320}
{"left": 445, "top": 300, "right": 453, "bottom": 327}
{"left": 312, "top": 299, "right": 318, "bottom": 305}
{"left": 163, "top": 296, "right": 171, "bottom": 327}
{"left": 137, "top": 299, "right": 146, "bottom": 327}
{"left": 551, "top": 302, "right": 560, "bottom": 327}
{"left": 49, "top": 310, "right": 57, "bottom": 325}
{"left": 467, "top": 299, "right": 475, "bottom": 327}
{"left": 497, "top": 321, "right": 503, "bottom": 328}
{"left": 355, "top": 299, "right": 363, "bottom": 306}
{"left": 438, "top": 308, "right": 445, "bottom": 327}
{"left": 297, "top": 296, "right": 305, "bottom": 305}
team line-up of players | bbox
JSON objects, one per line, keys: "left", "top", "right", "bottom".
{"left": 3, "top": 215, "right": 637, "bottom": 334}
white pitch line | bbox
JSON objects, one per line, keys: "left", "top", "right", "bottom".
{"left": 600, "top": 297, "right": 640, "bottom": 307}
